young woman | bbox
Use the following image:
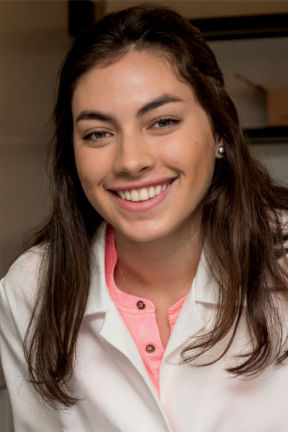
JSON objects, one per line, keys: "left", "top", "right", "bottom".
{"left": 1, "top": 5, "right": 288, "bottom": 432}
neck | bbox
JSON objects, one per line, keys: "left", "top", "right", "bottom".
{"left": 114, "top": 221, "right": 202, "bottom": 307}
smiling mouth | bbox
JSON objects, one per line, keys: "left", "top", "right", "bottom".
{"left": 114, "top": 180, "right": 174, "bottom": 202}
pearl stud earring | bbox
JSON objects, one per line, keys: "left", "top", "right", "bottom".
{"left": 218, "top": 146, "right": 225, "bottom": 155}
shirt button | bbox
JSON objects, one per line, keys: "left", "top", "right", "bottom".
{"left": 145, "top": 344, "right": 155, "bottom": 353}
{"left": 136, "top": 300, "right": 146, "bottom": 310}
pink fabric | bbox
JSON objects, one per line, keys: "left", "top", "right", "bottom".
{"left": 105, "top": 225, "right": 186, "bottom": 394}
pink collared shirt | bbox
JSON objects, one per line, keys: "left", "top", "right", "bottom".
{"left": 105, "top": 225, "right": 186, "bottom": 394}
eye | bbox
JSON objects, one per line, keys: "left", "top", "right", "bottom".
{"left": 83, "top": 130, "right": 112, "bottom": 141}
{"left": 152, "top": 117, "right": 180, "bottom": 129}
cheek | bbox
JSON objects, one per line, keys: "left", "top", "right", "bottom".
{"left": 74, "top": 148, "right": 107, "bottom": 189}
{"left": 192, "top": 147, "right": 216, "bottom": 184}
{"left": 165, "top": 137, "right": 215, "bottom": 174}
{"left": 74, "top": 157, "right": 105, "bottom": 213}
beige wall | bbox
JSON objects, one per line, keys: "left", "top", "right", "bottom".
{"left": 104, "top": 0, "right": 288, "bottom": 17}
{"left": 0, "top": 1, "right": 71, "bottom": 277}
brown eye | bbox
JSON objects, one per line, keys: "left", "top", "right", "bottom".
{"left": 153, "top": 118, "right": 179, "bottom": 129}
{"left": 83, "top": 131, "right": 111, "bottom": 141}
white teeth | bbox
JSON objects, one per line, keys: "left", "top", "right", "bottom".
{"left": 116, "top": 182, "right": 170, "bottom": 202}
{"left": 139, "top": 188, "right": 149, "bottom": 200}
{"left": 149, "top": 186, "right": 156, "bottom": 198}
{"left": 124, "top": 190, "right": 131, "bottom": 200}
{"left": 130, "top": 189, "right": 139, "bottom": 202}
{"left": 155, "top": 185, "right": 161, "bottom": 194}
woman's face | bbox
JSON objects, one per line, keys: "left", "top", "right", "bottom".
{"left": 72, "top": 49, "right": 219, "bottom": 244}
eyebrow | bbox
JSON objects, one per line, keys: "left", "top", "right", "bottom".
{"left": 75, "top": 110, "right": 115, "bottom": 124}
{"left": 75, "top": 94, "right": 183, "bottom": 124}
{"left": 137, "top": 94, "right": 183, "bottom": 116}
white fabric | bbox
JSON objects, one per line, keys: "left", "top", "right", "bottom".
{"left": 1, "top": 223, "right": 288, "bottom": 432}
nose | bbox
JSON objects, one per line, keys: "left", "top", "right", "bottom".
{"left": 113, "top": 131, "right": 155, "bottom": 177}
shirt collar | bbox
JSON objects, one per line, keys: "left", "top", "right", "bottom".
{"left": 84, "top": 223, "right": 220, "bottom": 317}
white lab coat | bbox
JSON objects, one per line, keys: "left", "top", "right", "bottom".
{"left": 1, "top": 223, "right": 288, "bottom": 431}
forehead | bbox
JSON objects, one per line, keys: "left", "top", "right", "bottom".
{"left": 71, "top": 49, "right": 194, "bottom": 113}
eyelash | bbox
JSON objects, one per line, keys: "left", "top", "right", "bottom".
{"left": 83, "top": 130, "right": 112, "bottom": 141}
{"left": 152, "top": 117, "right": 180, "bottom": 129}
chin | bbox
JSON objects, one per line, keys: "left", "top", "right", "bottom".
{"left": 114, "top": 219, "right": 174, "bottom": 244}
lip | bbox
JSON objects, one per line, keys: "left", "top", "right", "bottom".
{"left": 112, "top": 178, "right": 177, "bottom": 212}
{"left": 108, "top": 177, "right": 176, "bottom": 192}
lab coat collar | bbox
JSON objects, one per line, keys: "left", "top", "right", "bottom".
{"left": 83, "top": 223, "right": 220, "bottom": 393}
{"left": 163, "top": 251, "right": 219, "bottom": 359}
{"left": 193, "top": 251, "right": 219, "bottom": 305}
{"left": 84, "top": 223, "right": 220, "bottom": 317}
{"left": 84, "top": 223, "right": 109, "bottom": 316}
{"left": 84, "top": 224, "right": 161, "bottom": 402}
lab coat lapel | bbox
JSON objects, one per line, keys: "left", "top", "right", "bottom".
{"left": 89, "top": 225, "right": 155, "bottom": 388}
{"left": 163, "top": 284, "right": 205, "bottom": 360}
{"left": 100, "top": 299, "right": 149, "bottom": 377}
{"left": 163, "top": 253, "right": 219, "bottom": 360}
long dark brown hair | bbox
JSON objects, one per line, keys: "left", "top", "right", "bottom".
{"left": 24, "top": 4, "right": 288, "bottom": 407}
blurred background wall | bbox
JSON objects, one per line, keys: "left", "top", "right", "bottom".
{"left": 0, "top": 1, "right": 288, "bottom": 431}
{"left": 0, "top": 1, "right": 71, "bottom": 278}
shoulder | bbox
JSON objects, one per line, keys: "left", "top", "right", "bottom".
{"left": 1, "top": 245, "right": 45, "bottom": 292}
{"left": 3, "top": 245, "right": 44, "bottom": 282}
{"left": 0, "top": 245, "right": 45, "bottom": 329}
